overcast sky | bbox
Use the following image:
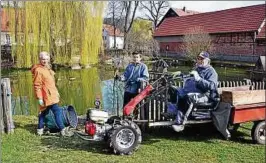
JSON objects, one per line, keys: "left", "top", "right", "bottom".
{"left": 169, "top": 1, "right": 265, "bottom": 12}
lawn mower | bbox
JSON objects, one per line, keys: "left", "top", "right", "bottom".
{"left": 74, "top": 68, "right": 215, "bottom": 155}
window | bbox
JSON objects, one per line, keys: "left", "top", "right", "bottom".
{"left": 257, "top": 39, "right": 266, "bottom": 46}
{"left": 6, "top": 34, "right": 10, "bottom": 44}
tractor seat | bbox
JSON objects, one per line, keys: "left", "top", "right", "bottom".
{"left": 194, "top": 102, "right": 214, "bottom": 108}
{"left": 187, "top": 93, "right": 220, "bottom": 110}
{"left": 194, "top": 97, "right": 220, "bottom": 110}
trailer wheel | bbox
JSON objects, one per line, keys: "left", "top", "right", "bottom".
{"left": 251, "top": 121, "right": 265, "bottom": 145}
{"left": 109, "top": 125, "right": 140, "bottom": 155}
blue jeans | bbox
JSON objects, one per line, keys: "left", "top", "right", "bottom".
{"left": 174, "top": 94, "right": 188, "bottom": 125}
{"left": 38, "top": 104, "right": 65, "bottom": 130}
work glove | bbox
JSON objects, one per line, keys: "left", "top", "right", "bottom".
{"left": 137, "top": 78, "right": 146, "bottom": 82}
{"left": 190, "top": 70, "right": 201, "bottom": 81}
{"left": 38, "top": 99, "right": 44, "bottom": 106}
{"left": 120, "top": 75, "right": 126, "bottom": 81}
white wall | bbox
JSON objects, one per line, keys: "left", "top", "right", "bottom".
{"left": 102, "top": 29, "right": 109, "bottom": 49}
{"left": 102, "top": 28, "right": 124, "bottom": 49}
{"left": 1, "top": 32, "right": 11, "bottom": 45}
{"left": 109, "top": 36, "right": 124, "bottom": 49}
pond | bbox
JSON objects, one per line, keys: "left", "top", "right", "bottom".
{"left": 1, "top": 64, "right": 249, "bottom": 116}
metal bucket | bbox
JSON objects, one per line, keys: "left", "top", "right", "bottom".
{"left": 44, "top": 105, "right": 78, "bottom": 129}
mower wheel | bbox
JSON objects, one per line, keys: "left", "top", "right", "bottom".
{"left": 106, "top": 116, "right": 121, "bottom": 124}
{"left": 109, "top": 125, "right": 140, "bottom": 155}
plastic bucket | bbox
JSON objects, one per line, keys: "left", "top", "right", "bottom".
{"left": 44, "top": 105, "right": 78, "bottom": 129}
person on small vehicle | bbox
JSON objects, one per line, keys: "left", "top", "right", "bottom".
{"left": 115, "top": 52, "right": 149, "bottom": 107}
{"left": 163, "top": 51, "right": 218, "bottom": 130}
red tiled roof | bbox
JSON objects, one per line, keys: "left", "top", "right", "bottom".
{"left": 103, "top": 24, "right": 124, "bottom": 37}
{"left": 1, "top": 8, "right": 24, "bottom": 32}
{"left": 257, "top": 24, "right": 265, "bottom": 38}
{"left": 154, "top": 4, "right": 265, "bottom": 37}
{"left": 174, "top": 8, "right": 200, "bottom": 16}
{"left": 1, "top": 8, "right": 9, "bottom": 32}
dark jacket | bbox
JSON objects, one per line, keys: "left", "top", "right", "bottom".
{"left": 178, "top": 65, "right": 218, "bottom": 100}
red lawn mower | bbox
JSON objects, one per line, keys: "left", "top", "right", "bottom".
{"left": 74, "top": 69, "right": 189, "bottom": 155}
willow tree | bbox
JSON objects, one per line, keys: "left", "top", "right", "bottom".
{"left": 8, "top": 1, "right": 105, "bottom": 68}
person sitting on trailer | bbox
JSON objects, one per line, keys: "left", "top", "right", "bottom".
{"left": 162, "top": 51, "right": 219, "bottom": 131}
{"left": 115, "top": 52, "right": 149, "bottom": 108}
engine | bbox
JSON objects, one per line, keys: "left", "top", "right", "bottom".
{"left": 85, "top": 109, "right": 112, "bottom": 141}
{"left": 83, "top": 109, "right": 142, "bottom": 155}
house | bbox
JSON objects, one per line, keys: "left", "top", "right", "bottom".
{"left": 1, "top": 8, "right": 11, "bottom": 46}
{"left": 154, "top": 4, "right": 266, "bottom": 63}
{"left": 156, "top": 7, "right": 200, "bottom": 28}
{"left": 102, "top": 24, "right": 124, "bottom": 49}
{"left": 1, "top": 7, "right": 25, "bottom": 46}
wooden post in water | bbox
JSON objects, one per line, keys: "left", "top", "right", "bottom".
{"left": 1, "top": 78, "right": 15, "bottom": 133}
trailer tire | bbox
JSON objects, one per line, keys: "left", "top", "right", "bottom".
{"left": 109, "top": 125, "right": 140, "bottom": 155}
{"left": 251, "top": 121, "right": 265, "bottom": 145}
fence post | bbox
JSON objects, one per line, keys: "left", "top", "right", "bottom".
{"left": 0, "top": 90, "right": 4, "bottom": 133}
{"left": 1, "top": 78, "right": 15, "bottom": 134}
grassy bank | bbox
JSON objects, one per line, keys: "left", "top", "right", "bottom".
{"left": 1, "top": 116, "right": 264, "bottom": 163}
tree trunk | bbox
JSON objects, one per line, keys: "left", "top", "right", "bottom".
{"left": 112, "top": 6, "right": 117, "bottom": 49}
{"left": 123, "top": 2, "right": 131, "bottom": 50}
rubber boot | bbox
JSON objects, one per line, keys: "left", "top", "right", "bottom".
{"left": 37, "top": 128, "right": 44, "bottom": 136}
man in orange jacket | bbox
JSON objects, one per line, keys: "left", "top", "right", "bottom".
{"left": 31, "top": 51, "right": 67, "bottom": 136}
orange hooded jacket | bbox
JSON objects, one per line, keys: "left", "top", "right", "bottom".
{"left": 31, "top": 64, "right": 60, "bottom": 111}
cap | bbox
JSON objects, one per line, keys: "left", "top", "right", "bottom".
{"left": 198, "top": 51, "right": 209, "bottom": 59}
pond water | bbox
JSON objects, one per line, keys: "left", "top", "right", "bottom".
{"left": 1, "top": 64, "right": 249, "bottom": 116}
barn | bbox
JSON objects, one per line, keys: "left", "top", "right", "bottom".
{"left": 153, "top": 4, "right": 266, "bottom": 63}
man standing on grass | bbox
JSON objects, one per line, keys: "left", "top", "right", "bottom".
{"left": 115, "top": 52, "right": 149, "bottom": 112}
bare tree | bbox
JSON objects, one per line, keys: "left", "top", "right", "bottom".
{"left": 127, "top": 19, "right": 159, "bottom": 55}
{"left": 181, "top": 26, "right": 215, "bottom": 61}
{"left": 122, "top": 1, "right": 139, "bottom": 50}
{"left": 139, "top": 1, "right": 169, "bottom": 29}
{"left": 107, "top": 1, "right": 124, "bottom": 49}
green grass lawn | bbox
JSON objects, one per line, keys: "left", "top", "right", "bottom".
{"left": 1, "top": 116, "right": 264, "bottom": 163}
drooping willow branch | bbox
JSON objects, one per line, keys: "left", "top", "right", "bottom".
{"left": 7, "top": 1, "right": 105, "bottom": 68}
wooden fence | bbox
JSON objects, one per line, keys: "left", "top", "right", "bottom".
{"left": 1, "top": 78, "right": 15, "bottom": 134}
{"left": 135, "top": 72, "right": 266, "bottom": 126}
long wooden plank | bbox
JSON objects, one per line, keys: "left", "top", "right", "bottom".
{"left": 155, "top": 95, "right": 160, "bottom": 121}
{"left": 217, "top": 85, "right": 250, "bottom": 94}
{"left": 222, "top": 90, "right": 266, "bottom": 106}
{"left": 151, "top": 98, "right": 154, "bottom": 121}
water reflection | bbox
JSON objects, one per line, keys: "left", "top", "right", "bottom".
{"left": 2, "top": 65, "right": 249, "bottom": 116}
{"left": 7, "top": 67, "right": 114, "bottom": 116}
{"left": 101, "top": 79, "right": 124, "bottom": 115}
